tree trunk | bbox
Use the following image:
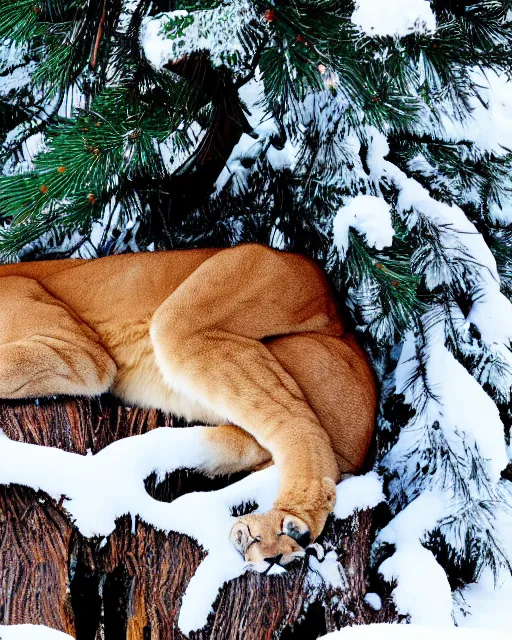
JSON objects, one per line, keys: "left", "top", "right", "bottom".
{"left": 0, "top": 396, "right": 398, "bottom": 639}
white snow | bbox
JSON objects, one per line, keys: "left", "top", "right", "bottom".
{"left": 333, "top": 472, "right": 385, "bottom": 520}
{"left": 395, "top": 317, "right": 508, "bottom": 483}
{"left": 0, "top": 426, "right": 383, "bottom": 635}
{"left": 333, "top": 195, "right": 395, "bottom": 257}
{"left": 455, "top": 487, "right": 512, "bottom": 631}
{"left": 351, "top": 0, "right": 436, "bottom": 37}
{"left": 142, "top": 1, "right": 258, "bottom": 72}
{"left": 429, "top": 69, "right": 512, "bottom": 164}
{"left": 378, "top": 492, "right": 454, "bottom": 626}
{"left": 0, "top": 626, "right": 73, "bottom": 639}
{"left": 320, "top": 625, "right": 509, "bottom": 639}
{"left": 309, "top": 551, "right": 348, "bottom": 591}
{"left": 368, "top": 126, "right": 512, "bottom": 437}
{"left": 215, "top": 75, "right": 298, "bottom": 195}
{"left": 364, "top": 593, "right": 382, "bottom": 611}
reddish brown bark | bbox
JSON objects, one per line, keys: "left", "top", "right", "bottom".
{"left": 0, "top": 396, "right": 397, "bottom": 639}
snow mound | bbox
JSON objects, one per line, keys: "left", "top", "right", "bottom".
{"left": 333, "top": 195, "right": 395, "bottom": 257}
{"left": 378, "top": 492, "right": 453, "bottom": 626}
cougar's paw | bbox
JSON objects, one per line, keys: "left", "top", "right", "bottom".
{"left": 229, "top": 510, "right": 311, "bottom": 569}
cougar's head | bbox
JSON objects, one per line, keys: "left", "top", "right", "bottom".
{"left": 229, "top": 510, "right": 314, "bottom": 569}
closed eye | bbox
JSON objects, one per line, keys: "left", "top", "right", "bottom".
{"left": 246, "top": 536, "right": 261, "bottom": 549}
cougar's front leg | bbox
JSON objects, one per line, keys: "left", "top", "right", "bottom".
{"left": 150, "top": 245, "right": 340, "bottom": 566}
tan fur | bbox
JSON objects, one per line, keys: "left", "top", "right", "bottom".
{"left": 0, "top": 244, "right": 376, "bottom": 564}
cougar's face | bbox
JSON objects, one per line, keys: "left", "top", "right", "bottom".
{"left": 229, "top": 510, "right": 312, "bottom": 569}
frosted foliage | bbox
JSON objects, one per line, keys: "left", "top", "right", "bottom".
{"left": 216, "top": 75, "right": 303, "bottom": 195}
{"left": 142, "top": 1, "right": 258, "bottom": 72}
{"left": 395, "top": 315, "right": 508, "bottom": 483}
{"left": 0, "top": 42, "right": 35, "bottom": 96}
{"left": 455, "top": 495, "right": 512, "bottom": 631}
{"left": 333, "top": 195, "right": 395, "bottom": 257}
{"left": 427, "top": 70, "right": 512, "bottom": 164}
{"left": 351, "top": 0, "right": 436, "bottom": 37}
{"left": 347, "top": 281, "right": 398, "bottom": 343}
{"left": 367, "top": 127, "right": 512, "bottom": 394}
{"left": 361, "top": 119, "right": 512, "bottom": 617}
{"left": 0, "top": 427, "right": 383, "bottom": 635}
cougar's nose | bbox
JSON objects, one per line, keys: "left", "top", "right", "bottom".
{"left": 264, "top": 554, "right": 283, "bottom": 565}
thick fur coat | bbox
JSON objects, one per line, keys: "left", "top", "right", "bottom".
{"left": 0, "top": 244, "right": 376, "bottom": 564}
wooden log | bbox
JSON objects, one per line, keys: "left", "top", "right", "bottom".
{"left": 0, "top": 396, "right": 398, "bottom": 639}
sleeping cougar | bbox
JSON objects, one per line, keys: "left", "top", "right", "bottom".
{"left": 0, "top": 244, "right": 376, "bottom": 567}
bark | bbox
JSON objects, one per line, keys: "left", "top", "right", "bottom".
{"left": 0, "top": 396, "right": 398, "bottom": 639}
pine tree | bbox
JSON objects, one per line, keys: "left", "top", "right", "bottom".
{"left": 1, "top": 0, "right": 512, "bottom": 626}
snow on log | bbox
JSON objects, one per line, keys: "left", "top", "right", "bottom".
{"left": 0, "top": 396, "right": 398, "bottom": 639}
{"left": 0, "top": 626, "right": 74, "bottom": 639}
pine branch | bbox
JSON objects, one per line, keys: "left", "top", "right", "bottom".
{"left": 90, "top": 0, "right": 108, "bottom": 70}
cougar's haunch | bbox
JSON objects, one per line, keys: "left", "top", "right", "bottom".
{"left": 0, "top": 244, "right": 376, "bottom": 566}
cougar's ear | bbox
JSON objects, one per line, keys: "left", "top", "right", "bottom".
{"left": 282, "top": 515, "right": 311, "bottom": 548}
{"left": 229, "top": 521, "right": 252, "bottom": 555}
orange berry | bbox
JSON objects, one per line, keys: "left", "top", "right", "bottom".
{"left": 40, "top": 185, "right": 48, "bottom": 194}
{"left": 57, "top": 166, "right": 66, "bottom": 173}
{"left": 87, "top": 194, "right": 96, "bottom": 204}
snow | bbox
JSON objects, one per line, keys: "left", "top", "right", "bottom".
{"left": 0, "top": 425, "right": 384, "bottom": 635}
{"left": 320, "top": 625, "right": 509, "bottom": 639}
{"left": 0, "top": 41, "right": 33, "bottom": 95}
{"left": 395, "top": 318, "right": 508, "bottom": 483}
{"left": 333, "top": 195, "right": 395, "bottom": 258}
{"left": 428, "top": 69, "right": 512, "bottom": 164}
{"left": 458, "top": 570, "right": 512, "bottom": 632}
{"left": 142, "top": 1, "right": 258, "bottom": 72}
{"left": 364, "top": 593, "right": 382, "bottom": 611}
{"left": 309, "top": 551, "right": 348, "bottom": 591}
{"left": 351, "top": 0, "right": 436, "bottom": 37}
{"left": 378, "top": 492, "right": 454, "bottom": 626}
{"left": 0, "top": 626, "right": 73, "bottom": 639}
{"left": 215, "top": 75, "right": 298, "bottom": 195}
{"left": 333, "top": 472, "right": 385, "bottom": 520}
